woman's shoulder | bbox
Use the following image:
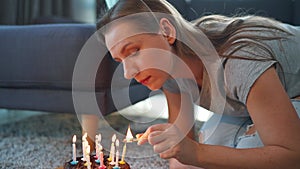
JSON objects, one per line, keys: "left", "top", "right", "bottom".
{"left": 279, "top": 23, "right": 300, "bottom": 47}
{"left": 280, "top": 23, "right": 300, "bottom": 35}
{"left": 223, "top": 57, "right": 277, "bottom": 104}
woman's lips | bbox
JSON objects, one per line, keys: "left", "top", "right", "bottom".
{"left": 140, "top": 76, "right": 151, "bottom": 85}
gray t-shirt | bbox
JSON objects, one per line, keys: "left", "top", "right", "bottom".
{"left": 163, "top": 23, "right": 300, "bottom": 117}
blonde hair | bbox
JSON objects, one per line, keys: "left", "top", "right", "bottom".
{"left": 194, "top": 15, "right": 291, "bottom": 60}
{"left": 97, "top": 0, "right": 291, "bottom": 62}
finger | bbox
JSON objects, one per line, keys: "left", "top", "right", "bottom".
{"left": 137, "top": 126, "right": 154, "bottom": 145}
{"left": 149, "top": 130, "right": 179, "bottom": 154}
{"left": 159, "top": 147, "right": 176, "bottom": 159}
{"left": 148, "top": 131, "right": 164, "bottom": 145}
{"left": 148, "top": 123, "right": 171, "bottom": 131}
{"left": 137, "top": 129, "right": 151, "bottom": 145}
{"left": 137, "top": 136, "right": 149, "bottom": 145}
{"left": 136, "top": 133, "right": 143, "bottom": 139}
{"left": 136, "top": 133, "right": 146, "bottom": 145}
{"left": 138, "top": 123, "right": 171, "bottom": 145}
{"left": 138, "top": 130, "right": 163, "bottom": 145}
{"left": 152, "top": 137, "right": 176, "bottom": 154}
{"left": 153, "top": 142, "right": 172, "bottom": 154}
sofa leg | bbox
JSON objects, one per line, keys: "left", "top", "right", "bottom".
{"left": 81, "top": 114, "right": 99, "bottom": 153}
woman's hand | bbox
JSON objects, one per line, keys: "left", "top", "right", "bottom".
{"left": 138, "top": 123, "right": 201, "bottom": 166}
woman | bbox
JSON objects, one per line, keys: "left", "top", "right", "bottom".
{"left": 97, "top": 0, "right": 300, "bottom": 168}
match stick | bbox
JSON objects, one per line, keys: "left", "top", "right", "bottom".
{"left": 123, "top": 138, "right": 139, "bottom": 143}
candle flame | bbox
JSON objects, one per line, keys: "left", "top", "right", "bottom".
{"left": 112, "top": 134, "right": 117, "bottom": 142}
{"left": 82, "top": 132, "right": 87, "bottom": 140}
{"left": 125, "top": 125, "right": 134, "bottom": 142}
{"left": 116, "top": 139, "right": 120, "bottom": 147}
{"left": 72, "top": 135, "right": 76, "bottom": 143}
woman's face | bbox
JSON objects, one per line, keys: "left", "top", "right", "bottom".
{"left": 105, "top": 22, "right": 175, "bottom": 91}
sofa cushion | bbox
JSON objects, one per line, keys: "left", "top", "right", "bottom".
{"left": 294, "top": 0, "right": 300, "bottom": 25}
{"left": 0, "top": 24, "right": 96, "bottom": 90}
{"left": 0, "top": 23, "right": 151, "bottom": 114}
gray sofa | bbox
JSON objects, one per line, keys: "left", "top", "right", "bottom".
{"left": 1, "top": 0, "right": 299, "bottom": 116}
{"left": 0, "top": 24, "right": 150, "bottom": 115}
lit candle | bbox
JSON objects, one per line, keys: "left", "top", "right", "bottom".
{"left": 95, "top": 142, "right": 101, "bottom": 164}
{"left": 70, "top": 135, "right": 78, "bottom": 165}
{"left": 119, "top": 143, "right": 126, "bottom": 165}
{"left": 86, "top": 145, "right": 91, "bottom": 169}
{"left": 108, "top": 134, "right": 116, "bottom": 161}
{"left": 99, "top": 145, "right": 103, "bottom": 164}
{"left": 95, "top": 134, "right": 99, "bottom": 158}
{"left": 82, "top": 133, "right": 88, "bottom": 161}
{"left": 115, "top": 139, "right": 120, "bottom": 166}
{"left": 113, "top": 151, "right": 120, "bottom": 169}
{"left": 99, "top": 146, "right": 105, "bottom": 169}
{"left": 98, "top": 134, "right": 102, "bottom": 157}
{"left": 72, "top": 135, "right": 77, "bottom": 162}
{"left": 110, "top": 143, "right": 115, "bottom": 165}
{"left": 120, "top": 125, "right": 134, "bottom": 164}
{"left": 115, "top": 153, "right": 120, "bottom": 167}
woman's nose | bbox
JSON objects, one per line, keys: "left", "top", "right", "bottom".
{"left": 123, "top": 58, "right": 138, "bottom": 79}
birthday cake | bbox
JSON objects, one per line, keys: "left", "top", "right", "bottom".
{"left": 64, "top": 133, "right": 131, "bottom": 169}
{"left": 64, "top": 155, "right": 130, "bottom": 169}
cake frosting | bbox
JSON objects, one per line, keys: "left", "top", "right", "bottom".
{"left": 64, "top": 155, "right": 130, "bottom": 169}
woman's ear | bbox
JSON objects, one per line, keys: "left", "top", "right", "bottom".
{"left": 159, "top": 18, "right": 176, "bottom": 45}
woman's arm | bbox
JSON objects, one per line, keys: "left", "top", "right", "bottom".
{"left": 195, "top": 67, "right": 300, "bottom": 169}
{"left": 163, "top": 89, "right": 195, "bottom": 139}
{"left": 239, "top": 66, "right": 300, "bottom": 167}
{"left": 141, "top": 67, "right": 300, "bottom": 169}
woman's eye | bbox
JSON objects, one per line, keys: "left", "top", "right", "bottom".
{"left": 112, "top": 57, "right": 122, "bottom": 62}
{"left": 113, "top": 58, "right": 122, "bottom": 63}
{"left": 129, "top": 49, "right": 139, "bottom": 57}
